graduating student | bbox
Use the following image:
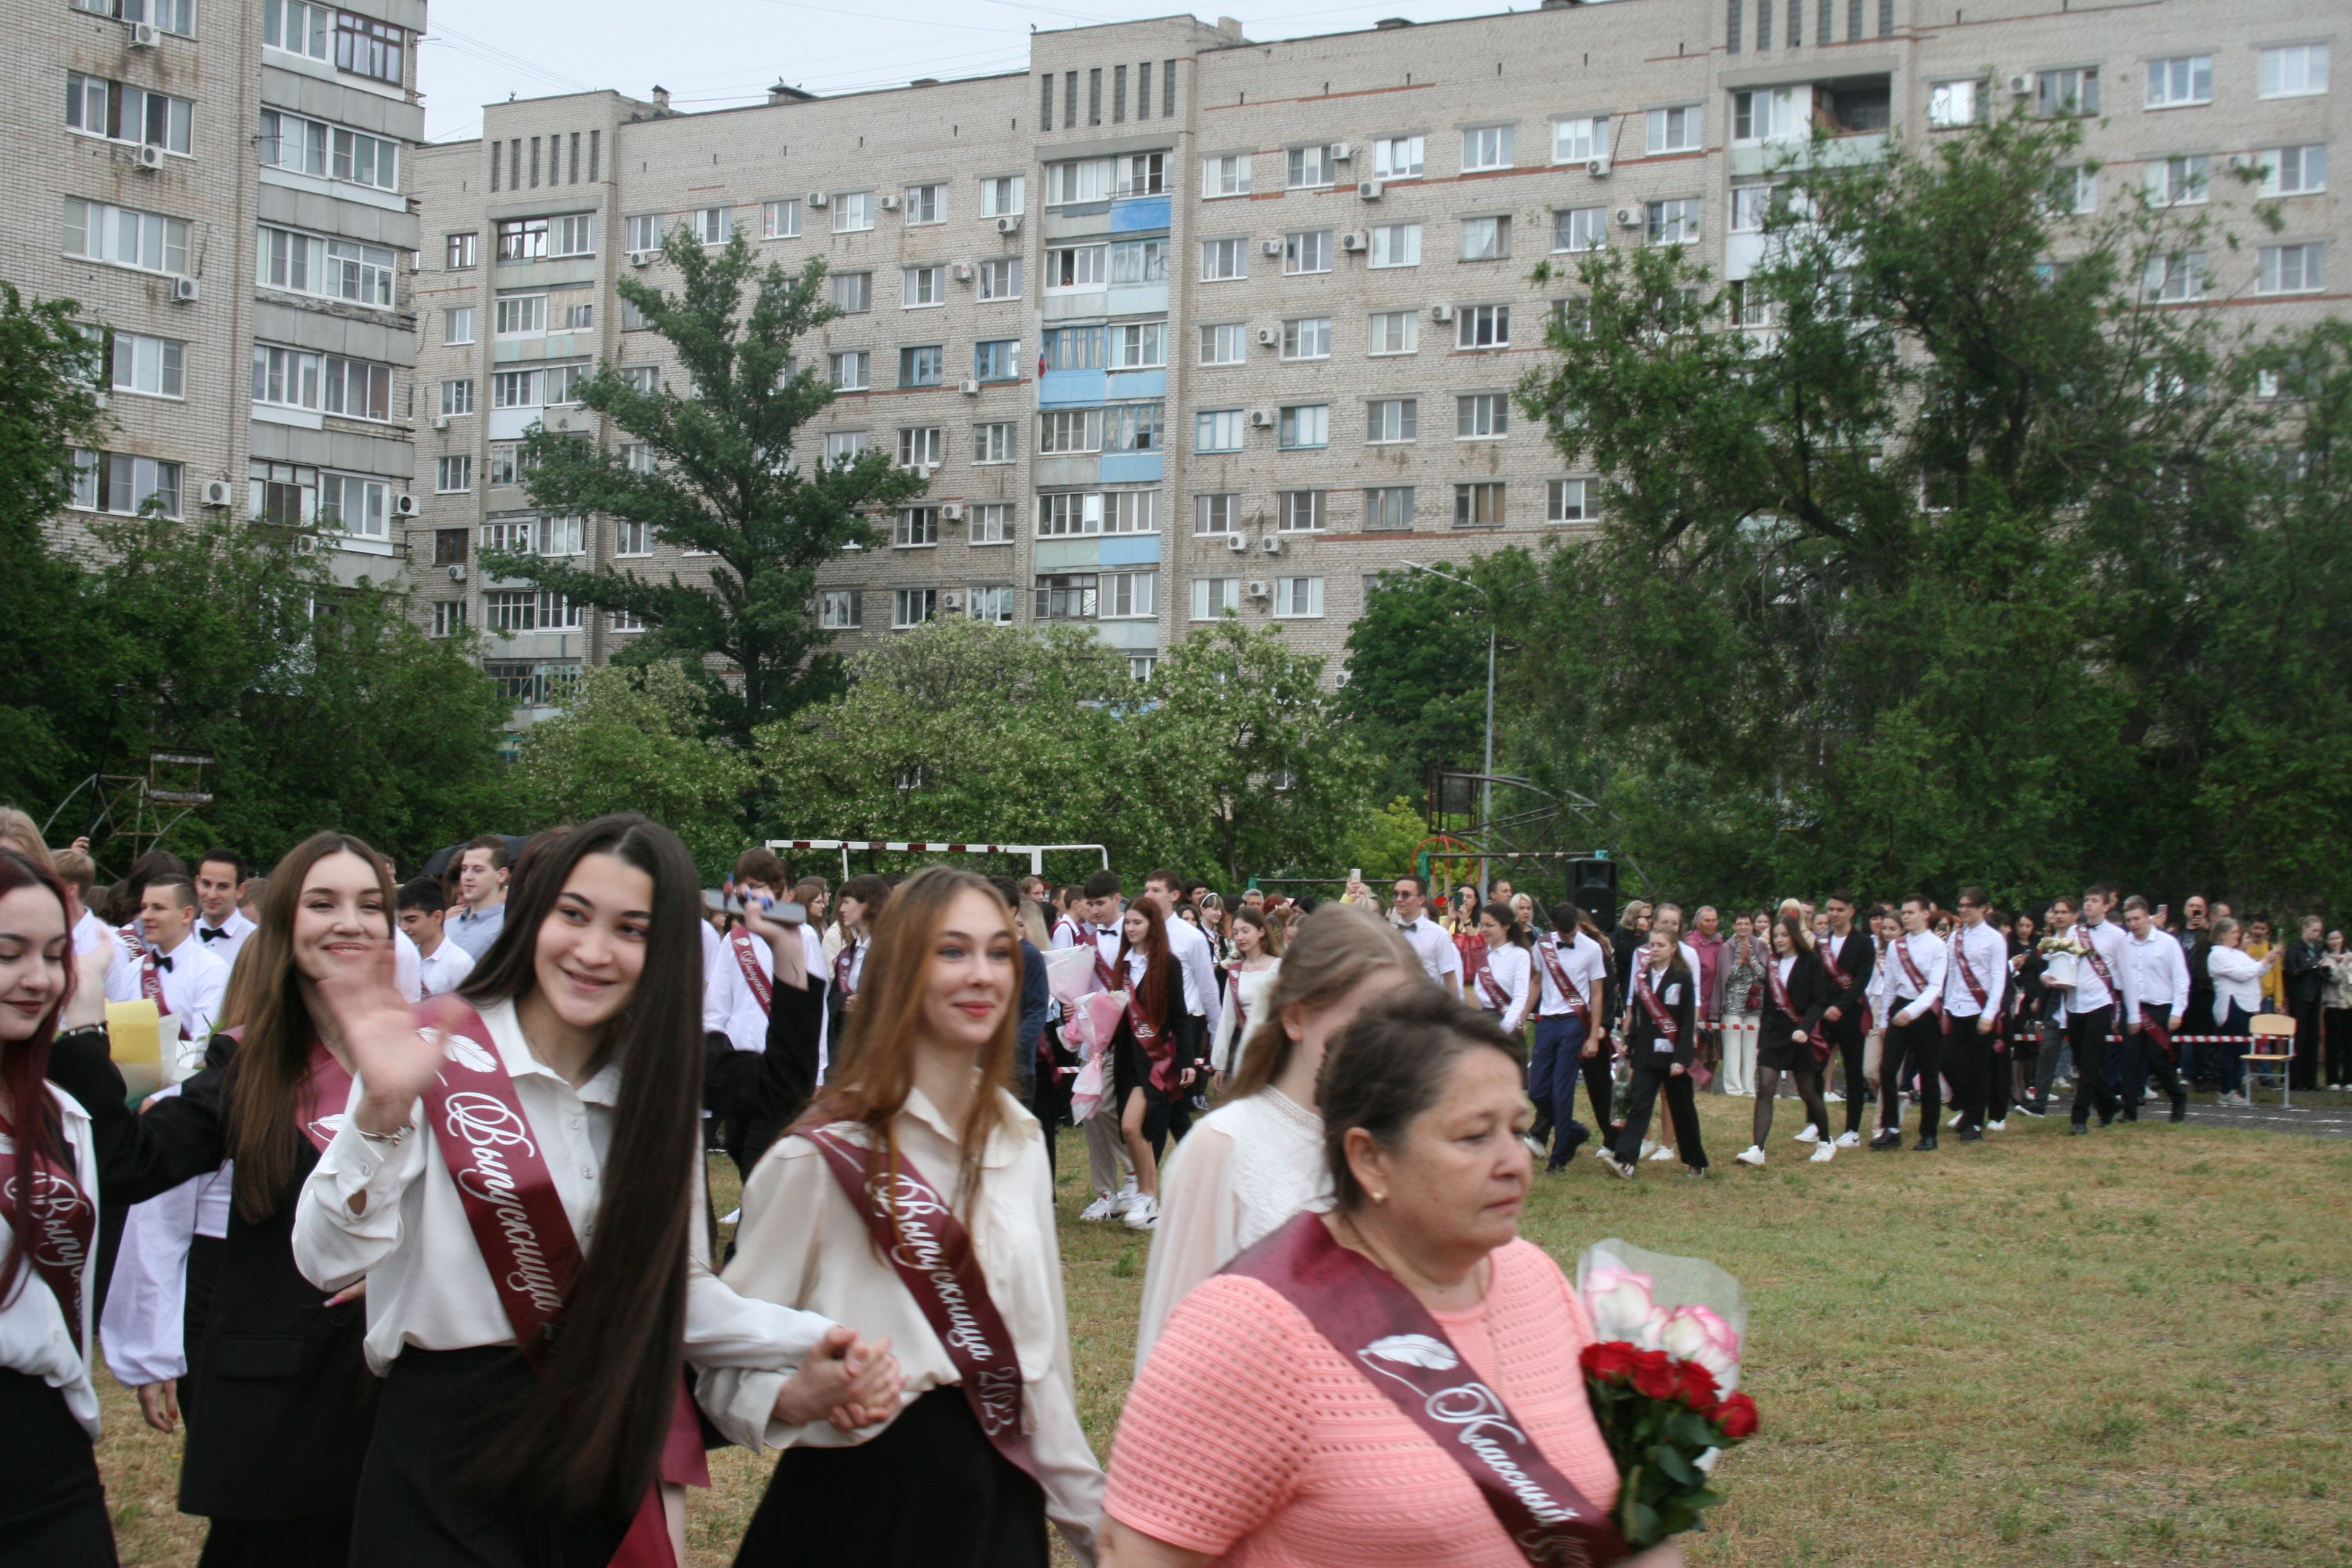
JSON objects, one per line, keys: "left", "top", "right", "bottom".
{"left": 1106, "top": 897, "right": 1187, "bottom": 1232}
{"left": 2121, "top": 895, "right": 2190, "bottom": 1123}
{"left": 105, "top": 874, "right": 230, "bottom": 1084}
{"left": 1815, "top": 892, "right": 1877, "bottom": 1146}
{"left": 293, "top": 815, "right": 886, "bottom": 1568}
{"left": 2066, "top": 884, "right": 2141, "bottom": 1133}
{"left": 394, "top": 877, "right": 475, "bottom": 998}
{"left": 1073, "top": 872, "right": 1140, "bottom": 1223}
{"left": 1736, "top": 915, "right": 1835, "bottom": 1168}
{"left": 1466, "top": 900, "right": 1533, "bottom": 1039}
{"left": 1940, "top": 888, "right": 2009, "bottom": 1143}
{"left": 191, "top": 850, "right": 256, "bottom": 973}
{"left": 1874, "top": 897, "right": 1947, "bottom": 1151}
{"left": 1608, "top": 929, "right": 1708, "bottom": 1178}
{"left": 826, "top": 875, "right": 888, "bottom": 1054}
{"left": 1207, "top": 905, "right": 1281, "bottom": 1080}
{"left": 702, "top": 867, "right": 1106, "bottom": 1567}
{"left": 1526, "top": 902, "right": 1610, "bottom": 1172}
{"left": 1388, "top": 875, "right": 1465, "bottom": 992}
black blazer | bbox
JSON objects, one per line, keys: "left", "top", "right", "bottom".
{"left": 1758, "top": 952, "right": 1830, "bottom": 1056}
{"left": 705, "top": 966, "right": 827, "bottom": 1172}
{"left": 1617, "top": 961, "right": 1698, "bottom": 1071}
{"left": 1814, "top": 930, "right": 1875, "bottom": 1029}
{"left": 47, "top": 1029, "right": 376, "bottom": 1522}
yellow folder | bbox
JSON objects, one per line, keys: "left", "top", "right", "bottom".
{"left": 105, "top": 999, "right": 165, "bottom": 1103}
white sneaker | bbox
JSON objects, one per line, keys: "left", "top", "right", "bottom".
{"left": 1824, "top": 1090, "right": 1845, "bottom": 1103}
{"left": 1735, "top": 1145, "right": 1766, "bottom": 1167}
{"left": 1947, "top": 1111, "right": 1965, "bottom": 1129}
{"left": 1985, "top": 1119, "right": 2007, "bottom": 1132}
{"left": 1079, "top": 1194, "right": 1117, "bottom": 1222}
{"left": 1112, "top": 1183, "right": 1140, "bottom": 1214}
{"left": 1835, "top": 1129, "right": 1862, "bottom": 1148}
{"left": 1610, "top": 1157, "right": 1639, "bottom": 1180}
{"left": 1792, "top": 1123, "right": 1821, "bottom": 1145}
{"left": 1520, "top": 1134, "right": 1549, "bottom": 1158}
{"left": 1646, "top": 1143, "right": 1678, "bottom": 1163}
{"left": 1638, "top": 1139, "right": 1658, "bottom": 1158}
{"left": 1809, "top": 1142, "right": 1836, "bottom": 1163}
{"left": 1122, "top": 1194, "right": 1160, "bottom": 1229}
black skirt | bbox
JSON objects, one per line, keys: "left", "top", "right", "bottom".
{"left": 1757, "top": 1025, "right": 1818, "bottom": 1073}
{"left": 0, "top": 1369, "right": 116, "bottom": 1568}
{"left": 734, "top": 1385, "right": 1047, "bottom": 1568}
{"left": 348, "top": 1348, "right": 626, "bottom": 1568}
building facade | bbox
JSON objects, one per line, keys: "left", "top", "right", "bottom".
{"left": 11, "top": 0, "right": 427, "bottom": 581}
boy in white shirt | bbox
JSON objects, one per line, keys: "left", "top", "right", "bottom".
{"left": 396, "top": 876, "right": 477, "bottom": 998}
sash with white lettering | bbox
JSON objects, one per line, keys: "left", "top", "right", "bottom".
{"left": 1893, "top": 936, "right": 1940, "bottom": 1014}
{"left": 297, "top": 1040, "right": 356, "bottom": 1154}
{"left": 802, "top": 1125, "right": 1043, "bottom": 1486}
{"left": 1632, "top": 961, "right": 1679, "bottom": 1045}
{"left": 1536, "top": 937, "right": 1593, "bottom": 1025}
{"left": 1947, "top": 928, "right": 1988, "bottom": 1010}
{"left": 833, "top": 940, "right": 861, "bottom": 1005}
{"left": 1471, "top": 949, "right": 1511, "bottom": 1013}
{"left": 728, "top": 926, "right": 774, "bottom": 1015}
{"left": 119, "top": 924, "right": 165, "bottom": 1008}
{"left": 0, "top": 1111, "right": 95, "bottom": 1354}
{"left": 1224, "top": 1213, "right": 1630, "bottom": 1567}
{"left": 2077, "top": 926, "right": 2121, "bottom": 1007}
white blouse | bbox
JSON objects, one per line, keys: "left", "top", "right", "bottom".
{"left": 1133, "top": 1086, "right": 1325, "bottom": 1375}
{"left": 1210, "top": 959, "right": 1279, "bottom": 1076}
{"left": 0, "top": 1083, "right": 100, "bottom": 1436}
{"left": 1473, "top": 942, "right": 1532, "bottom": 1035}
{"left": 698, "top": 1086, "right": 1104, "bottom": 1564}
{"left": 291, "top": 997, "right": 836, "bottom": 1377}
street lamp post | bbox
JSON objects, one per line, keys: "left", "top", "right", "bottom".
{"left": 1401, "top": 560, "right": 1494, "bottom": 896}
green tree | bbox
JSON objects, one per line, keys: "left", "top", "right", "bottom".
{"left": 491, "top": 227, "right": 924, "bottom": 747}
{"left": 1339, "top": 557, "right": 1528, "bottom": 804}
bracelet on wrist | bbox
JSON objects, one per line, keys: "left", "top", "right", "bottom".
{"left": 358, "top": 1120, "right": 414, "bottom": 1148}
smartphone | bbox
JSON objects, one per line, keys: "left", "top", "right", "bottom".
{"left": 756, "top": 896, "right": 808, "bottom": 924}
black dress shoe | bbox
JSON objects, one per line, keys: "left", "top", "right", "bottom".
{"left": 2068, "top": 1122, "right": 2088, "bottom": 1135}
{"left": 2171, "top": 1094, "right": 2188, "bottom": 1123}
{"left": 1958, "top": 1128, "right": 1984, "bottom": 1143}
{"left": 1869, "top": 1131, "right": 1903, "bottom": 1151}
{"left": 1913, "top": 1136, "right": 1938, "bottom": 1151}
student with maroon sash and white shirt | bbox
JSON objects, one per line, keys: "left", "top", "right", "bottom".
{"left": 1874, "top": 897, "right": 1948, "bottom": 1152}
{"left": 1467, "top": 901, "right": 1532, "bottom": 1039}
{"left": 2065, "top": 883, "right": 2142, "bottom": 1134}
{"left": 703, "top": 866, "right": 1106, "bottom": 1567}
{"left": 104, "top": 874, "right": 230, "bottom": 1085}
{"left": 295, "top": 815, "right": 898, "bottom": 1568}
{"left": 1527, "top": 903, "right": 1612, "bottom": 1173}
{"left": 1939, "top": 889, "right": 2010, "bottom": 1143}
{"left": 1607, "top": 930, "right": 1708, "bottom": 1179}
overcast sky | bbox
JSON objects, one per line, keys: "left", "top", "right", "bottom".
{"left": 419, "top": 0, "right": 1548, "bottom": 142}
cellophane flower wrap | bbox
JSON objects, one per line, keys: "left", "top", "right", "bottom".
{"left": 1576, "top": 1239, "right": 1757, "bottom": 1548}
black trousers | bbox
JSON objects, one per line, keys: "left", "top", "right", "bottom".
{"left": 1824, "top": 1018, "right": 1868, "bottom": 1134}
{"left": 1883, "top": 1013, "right": 1943, "bottom": 1135}
{"left": 1948, "top": 1014, "right": 1994, "bottom": 1131}
{"left": 1581, "top": 1046, "right": 1616, "bottom": 1132}
{"left": 2068, "top": 1005, "right": 2121, "bottom": 1126}
{"left": 2291, "top": 999, "right": 2323, "bottom": 1090}
{"left": 0, "top": 1370, "right": 116, "bottom": 1568}
{"left": 1615, "top": 1068, "right": 1707, "bottom": 1171}
{"left": 2124, "top": 1025, "right": 2186, "bottom": 1119}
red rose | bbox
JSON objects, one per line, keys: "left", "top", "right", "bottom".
{"left": 1712, "top": 1391, "right": 1759, "bottom": 1440}
{"left": 1674, "top": 1359, "right": 1720, "bottom": 1410}
{"left": 1582, "top": 1342, "right": 1639, "bottom": 1383}
{"left": 1630, "top": 1350, "right": 1679, "bottom": 1401}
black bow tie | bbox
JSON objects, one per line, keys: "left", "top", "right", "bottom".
{"left": 154, "top": 954, "right": 174, "bottom": 972}
{"left": 199, "top": 926, "right": 229, "bottom": 942}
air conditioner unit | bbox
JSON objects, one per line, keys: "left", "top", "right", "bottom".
{"left": 1260, "top": 535, "right": 1284, "bottom": 555}
{"left": 2009, "top": 73, "right": 2032, "bottom": 94}
{"left": 1341, "top": 230, "right": 1368, "bottom": 252}
{"left": 941, "top": 503, "right": 964, "bottom": 521}
{"left": 1330, "top": 142, "right": 1353, "bottom": 161}
{"left": 995, "top": 214, "right": 1022, "bottom": 235}
{"left": 959, "top": 377, "right": 981, "bottom": 395}
{"left": 950, "top": 261, "right": 973, "bottom": 281}
{"left": 134, "top": 145, "right": 165, "bottom": 171}
{"left": 1587, "top": 156, "right": 1612, "bottom": 178}
{"left": 880, "top": 193, "right": 902, "bottom": 211}
{"left": 1224, "top": 532, "right": 1249, "bottom": 553}
{"left": 629, "top": 250, "right": 654, "bottom": 267}
{"left": 1429, "top": 302, "right": 1455, "bottom": 322}
{"left": 1358, "top": 180, "right": 1383, "bottom": 200}
{"left": 394, "top": 494, "right": 419, "bottom": 517}
{"left": 1613, "top": 206, "right": 1642, "bottom": 227}
{"left": 447, "top": 563, "right": 467, "bottom": 583}
{"left": 1247, "top": 408, "right": 1275, "bottom": 428}
{"left": 171, "top": 276, "right": 200, "bottom": 302}
{"left": 432, "top": 414, "right": 449, "bottom": 431}
{"left": 200, "top": 480, "right": 234, "bottom": 509}
{"left": 1245, "top": 579, "right": 1271, "bottom": 599}
{"left": 939, "top": 589, "right": 965, "bottom": 610}
{"left": 806, "top": 191, "right": 830, "bottom": 207}
{"left": 292, "top": 533, "right": 319, "bottom": 557}
{"left": 128, "top": 21, "right": 160, "bottom": 46}
{"left": 1260, "top": 238, "right": 1284, "bottom": 256}
{"left": 1254, "top": 326, "right": 1278, "bottom": 347}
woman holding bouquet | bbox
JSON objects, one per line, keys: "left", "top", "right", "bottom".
{"left": 1104, "top": 987, "right": 1681, "bottom": 1568}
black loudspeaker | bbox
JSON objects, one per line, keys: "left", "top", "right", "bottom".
{"left": 1570, "top": 857, "right": 1619, "bottom": 932}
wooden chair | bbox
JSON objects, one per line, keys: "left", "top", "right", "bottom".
{"left": 2241, "top": 1014, "right": 2299, "bottom": 1107}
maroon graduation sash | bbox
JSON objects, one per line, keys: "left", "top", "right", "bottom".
{"left": 728, "top": 927, "right": 773, "bottom": 1014}
{"left": 1225, "top": 1214, "right": 1630, "bottom": 1567}
{"left": 2139, "top": 1018, "right": 2176, "bottom": 1062}
{"left": 1894, "top": 936, "right": 1941, "bottom": 1015}
{"left": 1633, "top": 961, "right": 1678, "bottom": 1044}
{"left": 1817, "top": 933, "right": 1852, "bottom": 990}
{"left": 833, "top": 941, "right": 861, "bottom": 1003}
{"left": 1535, "top": 938, "right": 1593, "bottom": 1024}
{"left": 1948, "top": 929, "right": 1988, "bottom": 1010}
{"left": 1472, "top": 951, "right": 1511, "bottom": 1012}
{"left": 119, "top": 924, "right": 165, "bottom": 1008}
{"left": 2078, "top": 927, "right": 2121, "bottom": 1005}
{"left": 802, "top": 1125, "right": 1043, "bottom": 1486}
{"left": 297, "top": 1041, "right": 358, "bottom": 1155}
{"left": 0, "top": 1111, "right": 95, "bottom": 1353}
{"left": 1764, "top": 956, "right": 1804, "bottom": 1023}
{"left": 1093, "top": 948, "right": 1122, "bottom": 995}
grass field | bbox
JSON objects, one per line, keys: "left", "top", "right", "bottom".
{"left": 95, "top": 1093, "right": 2352, "bottom": 1567}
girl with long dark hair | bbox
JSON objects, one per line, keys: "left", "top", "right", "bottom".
{"left": 1608, "top": 929, "right": 1708, "bottom": 1178}
{"left": 1734, "top": 915, "right": 1835, "bottom": 1169}
{"left": 1109, "top": 897, "right": 1184, "bottom": 1231}
{"left": 702, "top": 866, "right": 1105, "bottom": 1567}
{"left": 1467, "top": 899, "right": 1533, "bottom": 1038}
{"left": 294, "top": 814, "right": 890, "bottom": 1568}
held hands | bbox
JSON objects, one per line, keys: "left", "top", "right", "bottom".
{"left": 771, "top": 1327, "right": 902, "bottom": 1431}
{"left": 1823, "top": 1004, "right": 1843, "bottom": 1023}
{"left": 1792, "top": 1029, "right": 1808, "bottom": 1044}
{"left": 137, "top": 1379, "right": 180, "bottom": 1434}
{"left": 314, "top": 940, "right": 436, "bottom": 1137}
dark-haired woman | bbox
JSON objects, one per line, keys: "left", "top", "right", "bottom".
{"left": 0, "top": 851, "right": 116, "bottom": 1567}
{"left": 1733, "top": 916, "right": 1834, "bottom": 1170}
{"left": 1106, "top": 898, "right": 1186, "bottom": 1232}
{"left": 1467, "top": 900, "right": 1532, "bottom": 1040}
{"left": 294, "top": 814, "right": 892, "bottom": 1568}
{"left": 702, "top": 866, "right": 1106, "bottom": 1567}
{"left": 1609, "top": 929, "right": 1708, "bottom": 1179}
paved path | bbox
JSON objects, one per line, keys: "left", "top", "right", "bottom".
{"left": 2175, "top": 1096, "right": 2352, "bottom": 1139}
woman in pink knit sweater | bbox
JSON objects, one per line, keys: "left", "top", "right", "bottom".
{"left": 1102, "top": 989, "right": 1682, "bottom": 1568}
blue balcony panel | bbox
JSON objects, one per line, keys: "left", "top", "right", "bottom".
{"left": 1035, "top": 539, "right": 1102, "bottom": 572}
{"left": 1106, "top": 369, "right": 1166, "bottom": 401}
{"left": 1099, "top": 534, "right": 1162, "bottom": 567}
{"left": 1039, "top": 368, "right": 1107, "bottom": 408}
{"left": 1097, "top": 451, "right": 1165, "bottom": 485}
{"left": 1110, "top": 195, "right": 1172, "bottom": 235}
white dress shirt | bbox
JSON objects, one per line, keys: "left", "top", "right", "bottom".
{"left": 1472, "top": 942, "right": 1532, "bottom": 1036}
{"left": 1535, "top": 930, "right": 1607, "bottom": 1018}
{"left": 192, "top": 908, "right": 255, "bottom": 972}
{"left": 393, "top": 929, "right": 423, "bottom": 1005}
{"left": 1394, "top": 916, "right": 1463, "bottom": 988}
{"left": 2128, "top": 928, "right": 2190, "bottom": 1022}
{"left": 72, "top": 907, "right": 109, "bottom": 956}
{"left": 106, "top": 929, "right": 229, "bottom": 1081}
{"left": 2071, "top": 917, "right": 2141, "bottom": 1027}
{"left": 1163, "top": 912, "right": 1221, "bottom": 1036}
{"left": 2207, "top": 946, "right": 2267, "bottom": 1025}
{"left": 1866, "top": 936, "right": 1893, "bottom": 1030}
{"left": 414, "top": 936, "right": 475, "bottom": 998}
{"left": 699, "top": 1088, "right": 1105, "bottom": 1563}
{"left": 292, "top": 996, "right": 838, "bottom": 1377}
{"left": 702, "top": 920, "right": 829, "bottom": 1070}
{"left": 99, "top": 1099, "right": 232, "bottom": 1391}
{"left": 1050, "top": 916, "right": 1089, "bottom": 952}
{"left": 1941, "top": 922, "right": 2008, "bottom": 1020}
{"left": 1887, "top": 931, "right": 1947, "bottom": 1024}
{"left": 1, "top": 1085, "right": 100, "bottom": 1435}
{"left": 1209, "top": 959, "right": 1279, "bottom": 1076}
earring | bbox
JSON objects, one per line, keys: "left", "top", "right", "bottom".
{"left": 1371, "top": 1191, "right": 1388, "bottom": 1203}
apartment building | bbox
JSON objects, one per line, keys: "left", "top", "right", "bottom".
{"left": 11, "top": 1, "right": 427, "bottom": 582}
{"left": 408, "top": 0, "right": 2339, "bottom": 705}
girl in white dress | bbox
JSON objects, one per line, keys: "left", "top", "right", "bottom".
{"left": 1208, "top": 906, "right": 1281, "bottom": 1082}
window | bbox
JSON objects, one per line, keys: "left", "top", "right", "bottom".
{"left": 974, "top": 340, "right": 1021, "bottom": 382}
{"left": 1278, "top": 491, "right": 1325, "bottom": 532}
{"left": 1732, "top": 87, "right": 1798, "bottom": 142}
{"left": 1202, "top": 154, "right": 1252, "bottom": 197}
{"left": 1728, "top": 281, "right": 1774, "bottom": 328}
{"left": 1647, "top": 198, "right": 1700, "bottom": 245}
{"left": 1202, "top": 238, "right": 1248, "bottom": 281}
{"left": 428, "top": 528, "right": 469, "bottom": 567}
{"left": 543, "top": 214, "right": 591, "bottom": 257}
{"left": 1200, "top": 324, "right": 1246, "bottom": 365}
{"left": 1273, "top": 576, "right": 1324, "bottom": 618}
{"left": 1287, "top": 146, "right": 1335, "bottom": 189}
{"left": 483, "top": 659, "right": 584, "bottom": 704}
{"left": 619, "top": 296, "right": 652, "bottom": 332}
{"left": 256, "top": 108, "right": 327, "bottom": 176}
{"left": 556, "top": 298, "right": 593, "bottom": 332}
{"left": 2259, "top": 244, "right": 2325, "bottom": 295}
{"left": 536, "top": 515, "right": 587, "bottom": 556}
{"left": 1547, "top": 477, "right": 1593, "bottom": 522}
{"left": 1462, "top": 125, "right": 1515, "bottom": 171}
{"left": 1462, "top": 216, "right": 1511, "bottom": 261}
{"left": 625, "top": 214, "right": 661, "bottom": 255}
{"left": 1109, "top": 240, "right": 1169, "bottom": 287}
{"left": 1196, "top": 410, "right": 1245, "bottom": 452}
{"left": 615, "top": 518, "right": 652, "bottom": 555}
{"left": 831, "top": 272, "right": 872, "bottom": 313}
{"left": 252, "top": 345, "right": 394, "bottom": 420}
{"left": 485, "top": 446, "right": 520, "bottom": 486}
{"left": 613, "top": 365, "right": 657, "bottom": 397}
{"left": 898, "top": 345, "right": 944, "bottom": 388}
{"left": 492, "top": 368, "right": 540, "bottom": 408}
{"left": 896, "top": 426, "right": 943, "bottom": 468}
{"left": 440, "top": 379, "right": 475, "bottom": 416}
{"left": 1040, "top": 410, "right": 1102, "bottom": 455}
{"left": 1045, "top": 245, "right": 1107, "bottom": 291}
{"left": 1042, "top": 325, "right": 1106, "bottom": 371}
{"left": 322, "top": 125, "right": 400, "bottom": 189}
{"left": 621, "top": 443, "right": 656, "bottom": 475}
{"left": 972, "top": 503, "right": 1014, "bottom": 543}
{"left": 65, "top": 75, "right": 192, "bottom": 155}
{"left": 2261, "top": 45, "right": 2328, "bottom": 99}
{"left": 1370, "top": 223, "right": 1421, "bottom": 268}
{"left": 761, "top": 198, "right": 801, "bottom": 240}
{"left": 978, "top": 258, "right": 1021, "bottom": 299}
{"left": 106, "top": 332, "right": 185, "bottom": 399}
{"left": 1458, "top": 393, "right": 1508, "bottom": 439}
{"left": 833, "top": 191, "right": 874, "bottom": 232}
{"left": 1457, "top": 304, "right": 1511, "bottom": 349}
{"left": 494, "top": 217, "right": 549, "bottom": 263}
{"left": 823, "top": 431, "right": 869, "bottom": 464}
{"left": 336, "top": 10, "right": 405, "bottom": 83}
{"left": 544, "top": 364, "right": 589, "bottom": 405}
{"left": 1111, "top": 322, "right": 1168, "bottom": 369}
{"left": 1118, "top": 152, "right": 1169, "bottom": 196}
{"left": 1047, "top": 158, "right": 1114, "bottom": 205}
{"left": 904, "top": 265, "right": 947, "bottom": 307}
{"left": 1928, "top": 79, "right": 1984, "bottom": 126}
{"left": 2143, "top": 251, "right": 2207, "bottom": 303}
{"left": 892, "top": 589, "right": 936, "bottom": 629}
{"left": 1191, "top": 577, "right": 1240, "bottom": 619}
{"left": 1104, "top": 405, "right": 1165, "bottom": 454}
{"left": 1282, "top": 318, "right": 1332, "bottom": 360}
{"left": 693, "top": 206, "right": 730, "bottom": 246}
{"left": 967, "top": 585, "right": 1016, "bottom": 624}
{"left": 893, "top": 507, "right": 939, "bottom": 547}
{"left": 1454, "top": 482, "right": 1506, "bottom": 528}
{"left": 431, "top": 602, "right": 467, "bottom": 638}
{"left": 820, "top": 590, "right": 862, "bottom": 629}
{"left": 1103, "top": 570, "right": 1157, "bottom": 619}
{"left": 69, "top": 450, "right": 180, "bottom": 518}
{"left": 257, "top": 229, "right": 399, "bottom": 307}
{"left": 1367, "top": 398, "right": 1417, "bottom": 443}
{"left": 1553, "top": 116, "right": 1612, "bottom": 165}
{"left": 980, "top": 175, "right": 1025, "bottom": 217}
{"left": 904, "top": 183, "right": 945, "bottom": 224}
{"left": 1365, "top": 486, "right": 1415, "bottom": 531}
{"left": 1037, "top": 492, "right": 1102, "bottom": 537}
{"left": 496, "top": 294, "right": 547, "bottom": 336}
{"left": 446, "top": 232, "right": 478, "bottom": 270}
{"left": 1278, "top": 404, "right": 1328, "bottom": 449}
{"left": 1648, "top": 104, "right": 1702, "bottom": 153}
{"left": 1369, "top": 310, "right": 1419, "bottom": 355}
{"left": 2145, "top": 155, "right": 2209, "bottom": 207}
{"left": 444, "top": 307, "right": 477, "bottom": 345}
{"left": 263, "top": 1, "right": 333, "bottom": 60}
{"left": 1034, "top": 573, "right": 1097, "bottom": 621}
{"left": 1284, "top": 232, "right": 1332, "bottom": 275}
{"left": 2035, "top": 67, "right": 2100, "bottom": 117}
{"left": 1195, "top": 494, "right": 1239, "bottom": 535}
{"left": 64, "top": 198, "right": 191, "bottom": 275}
{"left": 2259, "top": 145, "right": 2328, "bottom": 197}
{"left": 609, "top": 610, "right": 646, "bottom": 635}
{"left": 316, "top": 472, "right": 390, "bottom": 539}
{"left": 1373, "top": 136, "right": 1425, "bottom": 180}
